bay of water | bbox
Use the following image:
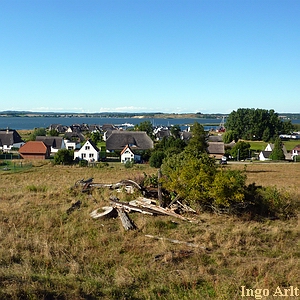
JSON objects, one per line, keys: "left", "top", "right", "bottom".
{"left": 1, "top": 116, "right": 299, "bottom": 131}
{"left": 0, "top": 116, "right": 221, "bottom": 131}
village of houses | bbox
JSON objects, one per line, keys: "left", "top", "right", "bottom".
{"left": 1, "top": 123, "right": 300, "bottom": 164}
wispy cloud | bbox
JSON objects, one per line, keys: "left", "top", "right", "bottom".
{"left": 99, "top": 106, "right": 148, "bottom": 112}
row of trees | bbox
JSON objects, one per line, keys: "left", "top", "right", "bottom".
{"left": 224, "top": 108, "right": 294, "bottom": 142}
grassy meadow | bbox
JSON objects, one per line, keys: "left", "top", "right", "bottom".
{"left": 0, "top": 161, "right": 299, "bottom": 299}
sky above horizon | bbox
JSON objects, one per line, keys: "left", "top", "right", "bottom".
{"left": 0, "top": 0, "right": 299, "bottom": 114}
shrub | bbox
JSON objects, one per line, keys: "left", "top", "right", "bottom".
{"left": 54, "top": 149, "right": 74, "bottom": 165}
{"left": 124, "top": 160, "right": 134, "bottom": 168}
{"left": 78, "top": 159, "right": 88, "bottom": 167}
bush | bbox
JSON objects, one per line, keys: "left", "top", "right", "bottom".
{"left": 54, "top": 149, "right": 74, "bottom": 165}
{"left": 78, "top": 159, "right": 88, "bottom": 167}
{"left": 149, "top": 150, "right": 165, "bottom": 168}
{"left": 124, "top": 160, "right": 134, "bottom": 168}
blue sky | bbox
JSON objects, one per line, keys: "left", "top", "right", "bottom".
{"left": 0, "top": 0, "right": 299, "bottom": 114}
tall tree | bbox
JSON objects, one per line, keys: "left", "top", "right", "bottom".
{"left": 28, "top": 127, "right": 46, "bottom": 141}
{"left": 170, "top": 124, "right": 181, "bottom": 139}
{"left": 185, "top": 122, "right": 208, "bottom": 157}
{"left": 270, "top": 137, "right": 285, "bottom": 160}
{"left": 134, "top": 121, "right": 154, "bottom": 139}
{"left": 230, "top": 141, "right": 251, "bottom": 161}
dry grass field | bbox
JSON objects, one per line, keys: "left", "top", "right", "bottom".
{"left": 0, "top": 161, "right": 299, "bottom": 299}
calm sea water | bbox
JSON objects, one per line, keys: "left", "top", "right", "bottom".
{"left": 1, "top": 116, "right": 299, "bottom": 131}
{"left": 0, "top": 116, "right": 222, "bottom": 131}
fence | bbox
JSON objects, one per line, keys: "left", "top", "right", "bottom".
{"left": 0, "top": 161, "right": 32, "bottom": 173}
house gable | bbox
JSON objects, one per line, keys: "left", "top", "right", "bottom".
{"left": 74, "top": 139, "right": 100, "bottom": 162}
{"left": 120, "top": 145, "right": 141, "bottom": 163}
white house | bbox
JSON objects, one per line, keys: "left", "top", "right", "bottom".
{"left": 0, "top": 129, "right": 25, "bottom": 151}
{"left": 259, "top": 151, "right": 272, "bottom": 161}
{"left": 120, "top": 145, "right": 141, "bottom": 163}
{"left": 74, "top": 139, "right": 100, "bottom": 162}
{"left": 259, "top": 143, "right": 291, "bottom": 161}
{"left": 291, "top": 144, "right": 300, "bottom": 159}
{"left": 64, "top": 139, "right": 81, "bottom": 151}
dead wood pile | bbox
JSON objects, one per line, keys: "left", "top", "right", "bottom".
{"left": 74, "top": 178, "right": 196, "bottom": 230}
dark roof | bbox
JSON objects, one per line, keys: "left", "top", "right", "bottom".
{"left": 36, "top": 136, "right": 64, "bottom": 149}
{"left": 180, "top": 131, "right": 192, "bottom": 141}
{"left": 261, "top": 151, "right": 272, "bottom": 158}
{"left": 106, "top": 131, "right": 153, "bottom": 151}
{"left": 207, "top": 142, "right": 225, "bottom": 155}
{"left": 102, "top": 124, "right": 118, "bottom": 132}
{"left": 155, "top": 129, "right": 171, "bottom": 139}
{"left": 208, "top": 135, "right": 223, "bottom": 142}
{"left": 89, "top": 124, "right": 101, "bottom": 132}
{"left": 48, "top": 124, "right": 68, "bottom": 133}
{"left": 64, "top": 132, "right": 85, "bottom": 142}
{"left": 0, "top": 129, "right": 24, "bottom": 146}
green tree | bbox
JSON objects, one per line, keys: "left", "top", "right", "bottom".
{"left": 185, "top": 122, "right": 208, "bottom": 157}
{"left": 262, "top": 127, "right": 271, "bottom": 142}
{"left": 222, "top": 130, "right": 238, "bottom": 144}
{"left": 90, "top": 131, "right": 102, "bottom": 145}
{"left": 161, "top": 152, "right": 217, "bottom": 207}
{"left": 225, "top": 108, "right": 288, "bottom": 141}
{"left": 149, "top": 150, "right": 165, "bottom": 168}
{"left": 209, "top": 169, "right": 246, "bottom": 207}
{"left": 28, "top": 128, "right": 46, "bottom": 141}
{"left": 230, "top": 141, "right": 251, "bottom": 161}
{"left": 54, "top": 149, "right": 74, "bottom": 165}
{"left": 170, "top": 124, "right": 181, "bottom": 139}
{"left": 49, "top": 129, "right": 59, "bottom": 136}
{"left": 269, "top": 137, "right": 285, "bottom": 160}
{"left": 134, "top": 121, "right": 154, "bottom": 139}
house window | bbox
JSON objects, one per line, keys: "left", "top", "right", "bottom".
{"left": 85, "top": 146, "right": 90, "bottom": 150}
{"left": 89, "top": 153, "right": 94, "bottom": 158}
{"left": 82, "top": 153, "right": 86, "bottom": 158}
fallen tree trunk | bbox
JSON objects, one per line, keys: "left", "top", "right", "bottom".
{"left": 117, "top": 208, "right": 136, "bottom": 230}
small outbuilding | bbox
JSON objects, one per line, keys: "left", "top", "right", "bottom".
{"left": 19, "top": 141, "right": 50, "bottom": 160}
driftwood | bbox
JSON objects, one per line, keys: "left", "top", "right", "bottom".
{"left": 172, "top": 200, "right": 197, "bottom": 214}
{"left": 75, "top": 178, "right": 142, "bottom": 193}
{"left": 66, "top": 200, "right": 82, "bottom": 215}
{"left": 110, "top": 197, "right": 158, "bottom": 215}
{"left": 128, "top": 197, "right": 190, "bottom": 221}
{"left": 116, "top": 207, "right": 136, "bottom": 230}
{"left": 145, "top": 234, "right": 206, "bottom": 250}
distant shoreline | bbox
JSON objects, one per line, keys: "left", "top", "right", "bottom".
{"left": 1, "top": 111, "right": 300, "bottom": 120}
{"left": 0, "top": 111, "right": 225, "bottom": 119}
{"left": 0, "top": 111, "right": 300, "bottom": 120}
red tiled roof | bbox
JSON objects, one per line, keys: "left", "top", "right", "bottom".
{"left": 19, "top": 141, "right": 48, "bottom": 154}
